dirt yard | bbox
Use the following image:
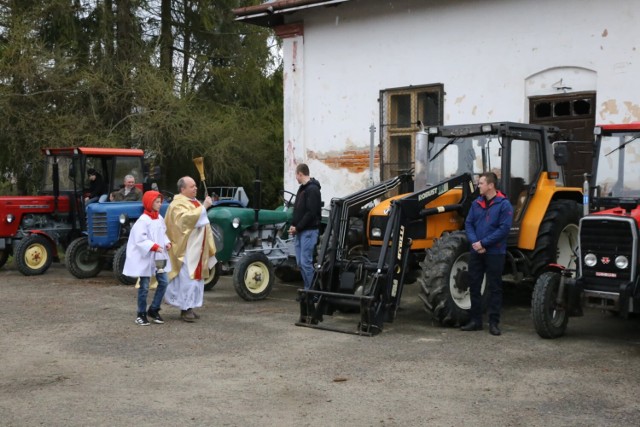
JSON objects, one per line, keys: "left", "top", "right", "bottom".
{"left": 1, "top": 261, "right": 639, "bottom": 426}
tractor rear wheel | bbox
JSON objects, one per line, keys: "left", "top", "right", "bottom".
{"left": 15, "top": 234, "right": 54, "bottom": 276}
{"left": 233, "top": 252, "right": 274, "bottom": 301}
{"left": 0, "top": 249, "right": 9, "bottom": 269}
{"left": 204, "top": 262, "right": 222, "bottom": 291}
{"left": 529, "top": 200, "right": 580, "bottom": 275}
{"left": 66, "top": 237, "right": 102, "bottom": 279}
{"left": 418, "top": 231, "right": 486, "bottom": 326}
{"left": 113, "top": 245, "right": 137, "bottom": 286}
{"left": 531, "top": 271, "right": 568, "bottom": 338}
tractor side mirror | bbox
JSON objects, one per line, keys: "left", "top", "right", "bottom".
{"left": 553, "top": 141, "right": 569, "bottom": 166}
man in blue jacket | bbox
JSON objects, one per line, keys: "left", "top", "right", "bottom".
{"left": 461, "top": 172, "right": 513, "bottom": 336}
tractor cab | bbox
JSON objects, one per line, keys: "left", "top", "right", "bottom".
{"left": 531, "top": 123, "right": 640, "bottom": 338}
{"left": 590, "top": 123, "right": 640, "bottom": 207}
{"left": 0, "top": 147, "right": 148, "bottom": 277}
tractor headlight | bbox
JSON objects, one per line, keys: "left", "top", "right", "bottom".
{"left": 232, "top": 217, "right": 241, "bottom": 229}
{"left": 584, "top": 253, "right": 597, "bottom": 267}
{"left": 6, "top": 214, "right": 14, "bottom": 223}
{"left": 371, "top": 227, "right": 382, "bottom": 239}
{"left": 615, "top": 255, "right": 629, "bottom": 269}
{"left": 119, "top": 213, "right": 128, "bottom": 225}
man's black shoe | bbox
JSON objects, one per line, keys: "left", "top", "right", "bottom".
{"left": 460, "top": 321, "right": 483, "bottom": 331}
{"left": 489, "top": 323, "right": 501, "bottom": 336}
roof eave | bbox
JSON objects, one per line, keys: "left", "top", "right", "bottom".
{"left": 233, "top": 0, "right": 350, "bottom": 27}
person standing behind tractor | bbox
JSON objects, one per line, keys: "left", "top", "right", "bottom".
{"left": 288, "top": 163, "right": 322, "bottom": 291}
{"left": 461, "top": 172, "right": 513, "bottom": 336}
{"left": 163, "top": 176, "right": 217, "bottom": 322}
{"left": 110, "top": 174, "right": 142, "bottom": 201}
{"left": 123, "top": 190, "right": 172, "bottom": 326}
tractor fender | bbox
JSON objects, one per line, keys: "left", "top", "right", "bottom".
{"left": 517, "top": 173, "right": 582, "bottom": 250}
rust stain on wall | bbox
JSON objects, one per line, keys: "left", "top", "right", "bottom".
{"left": 599, "top": 99, "right": 619, "bottom": 120}
{"left": 602, "top": 29, "right": 608, "bottom": 37}
{"left": 308, "top": 148, "right": 380, "bottom": 174}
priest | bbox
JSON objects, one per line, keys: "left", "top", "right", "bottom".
{"left": 164, "top": 176, "right": 216, "bottom": 322}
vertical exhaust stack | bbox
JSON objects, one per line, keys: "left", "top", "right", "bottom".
{"left": 253, "top": 166, "right": 262, "bottom": 230}
{"left": 414, "top": 123, "right": 429, "bottom": 191}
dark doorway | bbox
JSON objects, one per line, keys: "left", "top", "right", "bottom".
{"left": 530, "top": 92, "right": 595, "bottom": 187}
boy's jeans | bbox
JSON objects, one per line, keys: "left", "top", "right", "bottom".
{"left": 294, "top": 229, "right": 319, "bottom": 290}
{"left": 137, "top": 272, "right": 169, "bottom": 314}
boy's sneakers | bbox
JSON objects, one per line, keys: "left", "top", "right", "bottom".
{"left": 147, "top": 309, "right": 164, "bottom": 324}
{"left": 135, "top": 313, "right": 150, "bottom": 326}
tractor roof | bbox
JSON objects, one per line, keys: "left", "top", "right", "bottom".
{"left": 597, "top": 123, "right": 640, "bottom": 132}
{"left": 42, "top": 147, "right": 145, "bottom": 157}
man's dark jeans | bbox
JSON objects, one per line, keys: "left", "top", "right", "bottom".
{"left": 468, "top": 252, "right": 505, "bottom": 325}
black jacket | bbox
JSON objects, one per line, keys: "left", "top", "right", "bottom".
{"left": 292, "top": 178, "right": 322, "bottom": 231}
{"left": 87, "top": 173, "right": 106, "bottom": 199}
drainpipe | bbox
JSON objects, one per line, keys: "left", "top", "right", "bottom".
{"left": 369, "top": 123, "right": 376, "bottom": 186}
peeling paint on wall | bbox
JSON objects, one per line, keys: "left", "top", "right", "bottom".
{"left": 307, "top": 147, "right": 380, "bottom": 174}
{"left": 599, "top": 99, "right": 619, "bottom": 120}
{"left": 455, "top": 95, "right": 466, "bottom": 104}
{"left": 623, "top": 101, "right": 640, "bottom": 122}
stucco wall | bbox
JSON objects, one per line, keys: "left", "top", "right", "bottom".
{"left": 282, "top": 0, "right": 640, "bottom": 201}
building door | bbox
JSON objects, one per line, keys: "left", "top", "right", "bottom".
{"left": 529, "top": 92, "right": 595, "bottom": 187}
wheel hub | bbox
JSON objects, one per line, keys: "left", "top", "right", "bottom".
{"left": 24, "top": 244, "right": 47, "bottom": 269}
{"left": 245, "top": 263, "right": 269, "bottom": 293}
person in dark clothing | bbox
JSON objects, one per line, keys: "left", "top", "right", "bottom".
{"left": 288, "top": 163, "right": 322, "bottom": 291}
{"left": 85, "top": 168, "right": 106, "bottom": 205}
{"left": 461, "top": 172, "right": 513, "bottom": 336}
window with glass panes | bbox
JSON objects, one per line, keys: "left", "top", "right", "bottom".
{"left": 380, "top": 84, "right": 444, "bottom": 180}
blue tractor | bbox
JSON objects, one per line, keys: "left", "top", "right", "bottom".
{"left": 65, "top": 200, "right": 170, "bottom": 285}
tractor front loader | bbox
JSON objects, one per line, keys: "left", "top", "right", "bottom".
{"left": 297, "top": 173, "right": 475, "bottom": 336}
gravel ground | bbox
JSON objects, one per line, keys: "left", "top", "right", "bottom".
{"left": 1, "top": 261, "right": 639, "bottom": 427}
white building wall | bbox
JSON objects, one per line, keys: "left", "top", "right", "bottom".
{"left": 282, "top": 0, "right": 640, "bottom": 201}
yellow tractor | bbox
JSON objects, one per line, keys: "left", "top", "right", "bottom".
{"left": 298, "top": 122, "right": 584, "bottom": 334}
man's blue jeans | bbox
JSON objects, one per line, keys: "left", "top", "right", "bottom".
{"left": 468, "top": 252, "right": 505, "bottom": 325}
{"left": 294, "top": 229, "right": 319, "bottom": 290}
{"left": 137, "top": 272, "right": 169, "bottom": 314}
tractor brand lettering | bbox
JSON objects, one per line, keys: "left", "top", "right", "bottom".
{"left": 595, "top": 271, "right": 617, "bottom": 278}
{"left": 20, "top": 205, "right": 49, "bottom": 209}
{"left": 601, "top": 257, "right": 610, "bottom": 264}
{"left": 397, "top": 225, "right": 405, "bottom": 261}
{"left": 418, "top": 184, "right": 447, "bottom": 202}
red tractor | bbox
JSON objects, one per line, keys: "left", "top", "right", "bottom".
{"left": 532, "top": 123, "right": 640, "bottom": 338}
{"left": 0, "top": 147, "right": 148, "bottom": 276}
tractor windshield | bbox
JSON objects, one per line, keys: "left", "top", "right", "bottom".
{"left": 42, "top": 156, "right": 77, "bottom": 192}
{"left": 426, "top": 135, "right": 502, "bottom": 184}
{"left": 596, "top": 132, "right": 640, "bottom": 197}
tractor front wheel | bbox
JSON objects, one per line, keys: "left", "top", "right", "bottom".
{"left": 531, "top": 271, "right": 569, "bottom": 339}
{"left": 204, "top": 262, "right": 222, "bottom": 291}
{"left": 113, "top": 245, "right": 137, "bottom": 286}
{"left": 15, "top": 234, "right": 54, "bottom": 276}
{"left": 233, "top": 252, "right": 274, "bottom": 301}
{"left": 66, "top": 237, "right": 102, "bottom": 279}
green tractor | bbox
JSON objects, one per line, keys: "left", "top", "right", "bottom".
{"left": 208, "top": 185, "right": 318, "bottom": 300}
